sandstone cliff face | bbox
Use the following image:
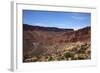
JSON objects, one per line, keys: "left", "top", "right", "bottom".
{"left": 23, "top": 24, "right": 91, "bottom": 62}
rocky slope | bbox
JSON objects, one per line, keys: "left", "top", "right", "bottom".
{"left": 23, "top": 24, "right": 91, "bottom": 62}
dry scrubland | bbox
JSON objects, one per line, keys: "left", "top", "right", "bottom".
{"left": 23, "top": 24, "right": 91, "bottom": 62}
{"left": 23, "top": 42, "right": 91, "bottom": 62}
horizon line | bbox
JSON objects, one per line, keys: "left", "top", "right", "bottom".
{"left": 23, "top": 24, "right": 91, "bottom": 30}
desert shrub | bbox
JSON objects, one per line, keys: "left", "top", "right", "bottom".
{"left": 77, "top": 54, "right": 87, "bottom": 60}
{"left": 45, "top": 56, "right": 49, "bottom": 59}
{"left": 48, "top": 56, "right": 54, "bottom": 61}
{"left": 72, "top": 54, "right": 79, "bottom": 60}
{"left": 81, "top": 45, "right": 86, "bottom": 50}
{"left": 77, "top": 44, "right": 89, "bottom": 54}
{"left": 63, "top": 52, "right": 74, "bottom": 58}
{"left": 71, "top": 46, "right": 80, "bottom": 52}
{"left": 55, "top": 55, "right": 64, "bottom": 61}
{"left": 59, "top": 56, "right": 65, "bottom": 60}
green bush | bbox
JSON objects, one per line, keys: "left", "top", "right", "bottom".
{"left": 64, "top": 52, "right": 74, "bottom": 58}
{"left": 48, "top": 56, "right": 54, "bottom": 61}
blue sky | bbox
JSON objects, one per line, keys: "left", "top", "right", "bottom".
{"left": 23, "top": 10, "right": 91, "bottom": 30}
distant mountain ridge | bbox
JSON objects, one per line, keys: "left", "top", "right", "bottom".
{"left": 23, "top": 24, "right": 74, "bottom": 32}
